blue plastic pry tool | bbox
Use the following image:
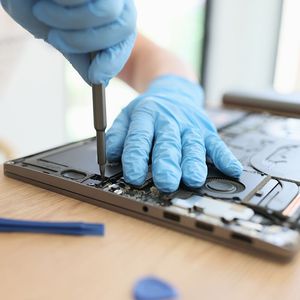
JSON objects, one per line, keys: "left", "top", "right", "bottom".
{"left": 133, "top": 276, "right": 178, "bottom": 300}
{"left": 0, "top": 218, "right": 105, "bottom": 236}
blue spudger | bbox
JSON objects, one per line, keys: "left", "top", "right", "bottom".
{"left": 0, "top": 218, "right": 105, "bottom": 236}
{"left": 133, "top": 276, "right": 178, "bottom": 300}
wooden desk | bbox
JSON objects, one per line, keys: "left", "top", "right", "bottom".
{"left": 0, "top": 165, "right": 300, "bottom": 300}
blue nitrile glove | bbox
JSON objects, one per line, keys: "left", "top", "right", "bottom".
{"left": 107, "top": 75, "right": 243, "bottom": 193}
{"left": 1, "top": 0, "right": 137, "bottom": 85}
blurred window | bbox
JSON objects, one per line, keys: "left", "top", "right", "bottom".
{"left": 274, "top": 0, "right": 300, "bottom": 93}
{"left": 0, "top": 10, "right": 65, "bottom": 161}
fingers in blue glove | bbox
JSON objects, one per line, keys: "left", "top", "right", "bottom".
{"left": 205, "top": 134, "right": 243, "bottom": 178}
{"left": 52, "top": 0, "right": 90, "bottom": 5}
{"left": 39, "top": 0, "right": 136, "bottom": 53}
{"left": 33, "top": 0, "right": 124, "bottom": 30}
{"left": 181, "top": 129, "right": 208, "bottom": 188}
{"left": 122, "top": 109, "right": 155, "bottom": 186}
{"left": 1, "top": 0, "right": 49, "bottom": 39}
{"left": 64, "top": 32, "right": 136, "bottom": 84}
{"left": 89, "top": 32, "right": 136, "bottom": 84}
{"left": 2, "top": 0, "right": 137, "bottom": 86}
{"left": 106, "top": 108, "right": 130, "bottom": 162}
{"left": 152, "top": 120, "right": 182, "bottom": 193}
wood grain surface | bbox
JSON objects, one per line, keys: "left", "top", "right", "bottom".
{"left": 0, "top": 165, "right": 300, "bottom": 300}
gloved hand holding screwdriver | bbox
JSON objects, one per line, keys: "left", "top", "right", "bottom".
{"left": 2, "top": 0, "right": 243, "bottom": 193}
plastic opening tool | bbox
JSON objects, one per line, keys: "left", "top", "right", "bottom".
{"left": 0, "top": 218, "right": 105, "bottom": 236}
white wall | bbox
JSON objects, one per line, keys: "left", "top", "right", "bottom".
{"left": 0, "top": 9, "right": 66, "bottom": 162}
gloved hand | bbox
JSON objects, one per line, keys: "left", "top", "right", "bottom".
{"left": 107, "top": 75, "right": 243, "bottom": 193}
{"left": 1, "top": 0, "right": 137, "bottom": 85}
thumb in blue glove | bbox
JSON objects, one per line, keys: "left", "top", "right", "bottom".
{"left": 1, "top": 0, "right": 137, "bottom": 85}
{"left": 106, "top": 75, "right": 243, "bottom": 193}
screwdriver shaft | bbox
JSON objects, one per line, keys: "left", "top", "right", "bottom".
{"left": 90, "top": 52, "right": 107, "bottom": 179}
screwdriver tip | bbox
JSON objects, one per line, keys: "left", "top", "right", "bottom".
{"left": 100, "top": 164, "right": 106, "bottom": 180}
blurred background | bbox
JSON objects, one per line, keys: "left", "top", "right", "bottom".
{"left": 0, "top": 0, "right": 299, "bottom": 163}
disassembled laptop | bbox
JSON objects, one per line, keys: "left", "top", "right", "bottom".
{"left": 4, "top": 93, "right": 300, "bottom": 258}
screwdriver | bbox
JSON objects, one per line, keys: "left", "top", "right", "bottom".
{"left": 90, "top": 52, "right": 107, "bottom": 180}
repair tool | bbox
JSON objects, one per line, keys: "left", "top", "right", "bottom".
{"left": 0, "top": 218, "right": 105, "bottom": 236}
{"left": 133, "top": 276, "right": 178, "bottom": 300}
{"left": 90, "top": 52, "right": 107, "bottom": 180}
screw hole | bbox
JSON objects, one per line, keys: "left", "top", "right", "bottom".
{"left": 142, "top": 206, "right": 148, "bottom": 213}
